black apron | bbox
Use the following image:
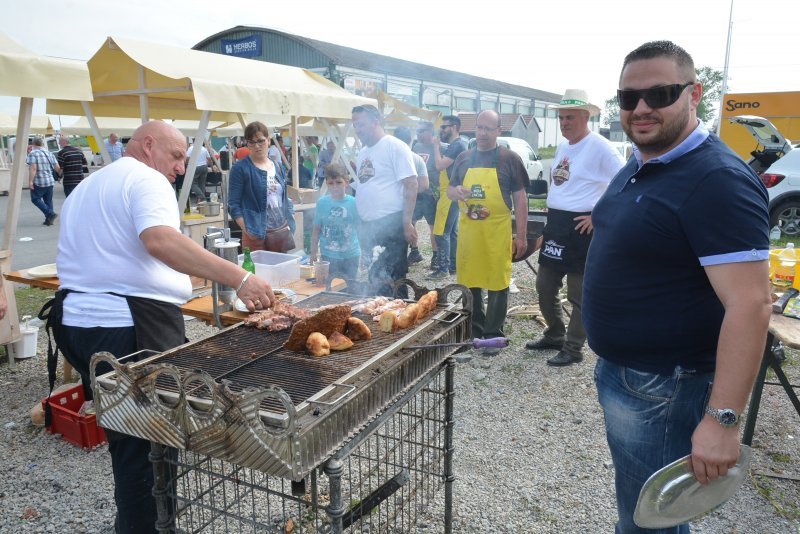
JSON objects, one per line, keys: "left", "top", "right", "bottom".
{"left": 537, "top": 208, "right": 593, "bottom": 274}
{"left": 39, "top": 289, "right": 186, "bottom": 425}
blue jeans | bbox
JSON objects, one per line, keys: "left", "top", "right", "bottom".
{"left": 30, "top": 185, "right": 55, "bottom": 218}
{"left": 594, "top": 358, "right": 713, "bottom": 534}
{"left": 434, "top": 201, "right": 459, "bottom": 271}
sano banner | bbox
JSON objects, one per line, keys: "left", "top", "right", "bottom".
{"left": 221, "top": 35, "right": 262, "bottom": 58}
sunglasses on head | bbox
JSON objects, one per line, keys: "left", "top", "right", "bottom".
{"left": 617, "top": 82, "right": 694, "bottom": 111}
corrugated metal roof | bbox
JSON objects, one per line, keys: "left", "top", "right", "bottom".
{"left": 195, "top": 27, "right": 561, "bottom": 103}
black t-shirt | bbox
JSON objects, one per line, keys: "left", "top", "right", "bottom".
{"left": 413, "top": 141, "right": 442, "bottom": 188}
{"left": 450, "top": 146, "right": 529, "bottom": 209}
{"left": 56, "top": 145, "right": 87, "bottom": 186}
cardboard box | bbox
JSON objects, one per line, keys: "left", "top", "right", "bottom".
{"left": 287, "top": 186, "right": 320, "bottom": 205}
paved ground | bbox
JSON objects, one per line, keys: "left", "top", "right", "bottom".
{"left": 0, "top": 184, "right": 65, "bottom": 271}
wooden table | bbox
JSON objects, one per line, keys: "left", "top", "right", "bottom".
{"left": 4, "top": 269, "right": 344, "bottom": 327}
{"left": 181, "top": 277, "right": 344, "bottom": 326}
{"left": 742, "top": 313, "right": 800, "bottom": 445}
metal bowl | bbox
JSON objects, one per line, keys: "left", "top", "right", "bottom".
{"left": 197, "top": 201, "right": 221, "bottom": 217}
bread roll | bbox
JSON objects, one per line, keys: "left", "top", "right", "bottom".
{"left": 397, "top": 303, "right": 421, "bottom": 329}
{"left": 306, "top": 332, "right": 330, "bottom": 357}
{"left": 378, "top": 311, "right": 397, "bottom": 333}
{"left": 345, "top": 317, "right": 372, "bottom": 341}
{"left": 418, "top": 291, "right": 438, "bottom": 315}
{"left": 328, "top": 331, "right": 354, "bottom": 351}
{"left": 285, "top": 305, "right": 351, "bottom": 351}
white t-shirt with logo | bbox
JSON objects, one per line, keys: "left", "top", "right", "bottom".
{"left": 351, "top": 135, "right": 416, "bottom": 222}
{"left": 548, "top": 131, "right": 625, "bottom": 212}
{"left": 58, "top": 157, "right": 192, "bottom": 327}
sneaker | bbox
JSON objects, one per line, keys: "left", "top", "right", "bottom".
{"left": 427, "top": 269, "right": 448, "bottom": 280}
{"left": 429, "top": 251, "right": 440, "bottom": 269}
{"left": 46, "top": 213, "right": 58, "bottom": 226}
{"left": 546, "top": 351, "right": 583, "bottom": 367}
{"left": 407, "top": 247, "right": 423, "bottom": 264}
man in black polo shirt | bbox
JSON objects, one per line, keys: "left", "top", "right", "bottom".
{"left": 56, "top": 135, "right": 88, "bottom": 197}
{"left": 583, "top": 41, "right": 771, "bottom": 533}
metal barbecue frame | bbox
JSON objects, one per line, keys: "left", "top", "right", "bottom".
{"left": 91, "top": 281, "right": 469, "bottom": 532}
{"left": 150, "top": 358, "right": 455, "bottom": 533}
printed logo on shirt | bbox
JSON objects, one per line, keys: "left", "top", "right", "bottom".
{"left": 552, "top": 156, "right": 571, "bottom": 186}
{"left": 541, "top": 239, "right": 564, "bottom": 260}
{"left": 418, "top": 152, "right": 431, "bottom": 163}
{"left": 358, "top": 158, "right": 376, "bottom": 184}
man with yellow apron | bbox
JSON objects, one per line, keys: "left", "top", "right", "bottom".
{"left": 448, "top": 110, "right": 530, "bottom": 356}
{"left": 429, "top": 115, "right": 467, "bottom": 279}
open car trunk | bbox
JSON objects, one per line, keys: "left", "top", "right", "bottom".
{"left": 728, "top": 115, "right": 793, "bottom": 174}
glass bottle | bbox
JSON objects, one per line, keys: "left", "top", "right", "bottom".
{"left": 242, "top": 247, "right": 256, "bottom": 274}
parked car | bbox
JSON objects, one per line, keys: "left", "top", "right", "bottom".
{"left": 468, "top": 136, "right": 546, "bottom": 196}
{"left": 729, "top": 115, "right": 800, "bottom": 236}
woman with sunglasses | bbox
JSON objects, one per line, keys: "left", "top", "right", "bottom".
{"left": 228, "top": 121, "right": 296, "bottom": 253}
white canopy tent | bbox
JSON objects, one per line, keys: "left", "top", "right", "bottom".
{"left": 0, "top": 113, "right": 55, "bottom": 168}
{"left": 0, "top": 32, "right": 93, "bottom": 365}
{"left": 47, "top": 36, "right": 376, "bottom": 208}
{"left": 60, "top": 116, "right": 232, "bottom": 138}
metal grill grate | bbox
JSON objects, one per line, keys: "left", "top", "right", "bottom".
{"left": 149, "top": 311, "right": 423, "bottom": 414}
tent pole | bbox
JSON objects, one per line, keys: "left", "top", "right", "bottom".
{"left": 138, "top": 65, "right": 150, "bottom": 123}
{"left": 291, "top": 116, "right": 299, "bottom": 188}
{"left": 82, "top": 102, "right": 111, "bottom": 166}
{"left": 177, "top": 110, "right": 211, "bottom": 215}
{"left": 0, "top": 135, "right": 7, "bottom": 168}
{"left": 0, "top": 98, "right": 34, "bottom": 366}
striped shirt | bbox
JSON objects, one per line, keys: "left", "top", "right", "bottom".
{"left": 26, "top": 148, "right": 57, "bottom": 187}
{"left": 57, "top": 145, "right": 88, "bottom": 187}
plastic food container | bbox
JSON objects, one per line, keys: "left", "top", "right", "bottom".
{"left": 237, "top": 250, "right": 300, "bottom": 286}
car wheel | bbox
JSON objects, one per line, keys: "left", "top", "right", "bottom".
{"left": 772, "top": 200, "right": 800, "bottom": 237}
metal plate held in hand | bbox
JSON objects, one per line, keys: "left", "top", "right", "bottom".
{"left": 307, "top": 382, "right": 356, "bottom": 407}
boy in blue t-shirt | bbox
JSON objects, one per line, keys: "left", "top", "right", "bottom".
{"left": 310, "top": 163, "right": 361, "bottom": 281}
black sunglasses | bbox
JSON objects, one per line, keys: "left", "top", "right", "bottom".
{"left": 617, "top": 82, "right": 694, "bottom": 111}
{"left": 440, "top": 124, "right": 453, "bottom": 129}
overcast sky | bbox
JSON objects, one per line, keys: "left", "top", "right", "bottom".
{"left": 2, "top": 0, "right": 799, "bottom": 124}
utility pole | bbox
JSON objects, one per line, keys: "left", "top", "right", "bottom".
{"left": 718, "top": 0, "right": 734, "bottom": 134}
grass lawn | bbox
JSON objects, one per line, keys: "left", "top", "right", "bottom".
{"left": 12, "top": 287, "right": 54, "bottom": 321}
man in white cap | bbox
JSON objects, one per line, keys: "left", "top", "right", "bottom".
{"left": 526, "top": 89, "right": 625, "bottom": 366}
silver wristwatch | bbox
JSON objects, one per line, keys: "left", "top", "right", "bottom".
{"left": 704, "top": 405, "right": 740, "bottom": 428}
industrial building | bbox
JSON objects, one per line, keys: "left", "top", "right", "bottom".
{"left": 194, "top": 26, "right": 591, "bottom": 148}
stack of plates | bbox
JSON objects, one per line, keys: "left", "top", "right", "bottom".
{"left": 27, "top": 264, "right": 57, "bottom": 279}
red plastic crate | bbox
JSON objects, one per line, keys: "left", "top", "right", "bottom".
{"left": 41, "top": 385, "right": 107, "bottom": 449}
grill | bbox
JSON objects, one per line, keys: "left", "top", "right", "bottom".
{"left": 91, "top": 282, "right": 470, "bottom": 533}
